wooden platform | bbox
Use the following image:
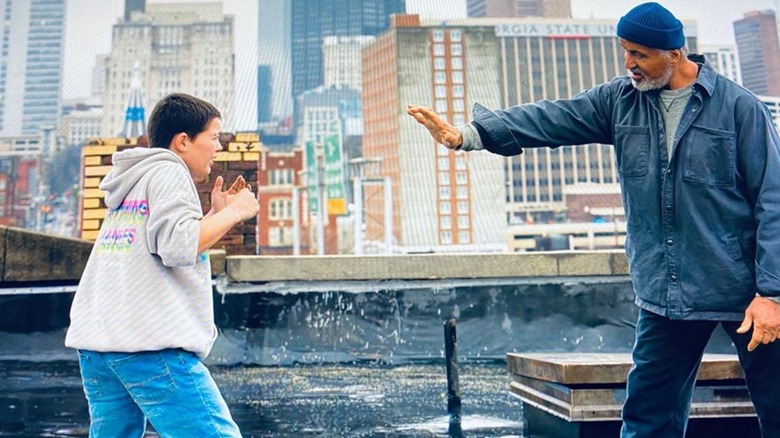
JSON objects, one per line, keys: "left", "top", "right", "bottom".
{"left": 507, "top": 353, "right": 759, "bottom": 438}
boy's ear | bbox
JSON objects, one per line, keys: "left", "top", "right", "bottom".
{"left": 170, "top": 132, "right": 189, "bottom": 153}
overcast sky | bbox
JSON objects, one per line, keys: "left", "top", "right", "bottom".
{"left": 63, "top": 0, "right": 780, "bottom": 129}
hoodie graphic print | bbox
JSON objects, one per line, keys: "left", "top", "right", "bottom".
{"left": 66, "top": 148, "right": 217, "bottom": 358}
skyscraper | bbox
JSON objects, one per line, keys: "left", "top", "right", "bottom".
{"left": 290, "top": 0, "right": 406, "bottom": 100}
{"left": 467, "top": 0, "right": 571, "bottom": 18}
{"left": 0, "top": 0, "right": 67, "bottom": 136}
{"left": 258, "top": 0, "right": 292, "bottom": 120}
{"left": 734, "top": 10, "right": 780, "bottom": 97}
{"left": 362, "top": 15, "right": 506, "bottom": 251}
{"left": 102, "top": 2, "right": 235, "bottom": 136}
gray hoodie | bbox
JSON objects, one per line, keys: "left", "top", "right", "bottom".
{"left": 65, "top": 147, "right": 217, "bottom": 358}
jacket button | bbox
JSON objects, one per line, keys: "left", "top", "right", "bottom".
{"left": 670, "top": 274, "right": 678, "bottom": 281}
{"left": 666, "top": 239, "right": 673, "bottom": 245}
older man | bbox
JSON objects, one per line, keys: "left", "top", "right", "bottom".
{"left": 408, "top": 3, "right": 780, "bottom": 437}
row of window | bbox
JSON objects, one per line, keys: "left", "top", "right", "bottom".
{"left": 440, "top": 214, "right": 470, "bottom": 230}
{"left": 439, "top": 185, "right": 469, "bottom": 200}
{"left": 438, "top": 171, "right": 469, "bottom": 185}
{"left": 434, "top": 56, "right": 462, "bottom": 70}
{"left": 432, "top": 29, "right": 462, "bottom": 43}
{"left": 440, "top": 200, "right": 470, "bottom": 215}
{"left": 441, "top": 230, "right": 470, "bottom": 245}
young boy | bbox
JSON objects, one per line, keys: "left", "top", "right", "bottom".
{"left": 66, "top": 93, "right": 257, "bottom": 437}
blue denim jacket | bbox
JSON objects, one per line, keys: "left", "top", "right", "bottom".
{"left": 471, "top": 60, "right": 780, "bottom": 320}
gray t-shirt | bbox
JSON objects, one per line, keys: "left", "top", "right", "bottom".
{"left": 658, "top": 85, "right": 693, "bottom": 162}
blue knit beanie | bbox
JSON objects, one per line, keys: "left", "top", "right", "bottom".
{"left": 617, "top": 2, "right": 684, "bottom": 50}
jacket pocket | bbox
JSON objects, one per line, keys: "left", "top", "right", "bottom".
{"left": 614, "top": 125, "right": 650, "bottom": 178}
{"left": 681, "top": 125, "right": 736, "bottom": 188}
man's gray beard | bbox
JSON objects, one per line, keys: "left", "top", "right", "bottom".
{"left": 631, "top": 64, "right": 673, "bottom": 92}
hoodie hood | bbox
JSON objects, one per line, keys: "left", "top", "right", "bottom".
{"left": 100, "top": 148, "right": 191, "bottom": 210}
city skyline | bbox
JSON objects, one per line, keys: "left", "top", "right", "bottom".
{"left": 63, "top": 0, "right": 780, "bottom": 131}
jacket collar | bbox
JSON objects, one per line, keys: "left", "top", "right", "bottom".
{"left": 689, "top": 54, "right": 716, "bottom": 97}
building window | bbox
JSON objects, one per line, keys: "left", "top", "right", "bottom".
{"left": 270, "top": 168, "right": 293, "bottom": 185}
{"left": 450, "top": 29, "right": 462, "bottom": 42}
{"left": 441, "top": 215, "right": 452, "bottom": 230}
{"left": 456, "top": 171, "right": 467, "bottom": 184}
{"left": 455, "top": 156, "right": 467, "bottom": 170}
{"left": 458, "top": 231, "right": 470, "bottom": 244}
{"left": 457, "top": 186, "right": 468, "bottom": 199}
{"left": 440, "top": 201, "right": 451, "bottom": 214}
{"left": 453, "top": 99, "right": 464, "bottom": 112}
{"left": 457, "top": 215, "right": 469, "bottom": 229}
{"left": 452, "top": 71, "right": 463, "bottom": 84}
{"left": 435, "top": 85, "right": 447, "bottom": 98}
{"left": 453, "top": 114, "right": 465, "bottom": 125}
{"left": 439, "top": 186, "right": 451, "bottom": 200}
{"left": 435, "top": 71, "right": 446, "bottom": 84}
{"left": 269, "top": 198, "right": 293, "bottom": 219}
{"left": 268, "top": 226, "right": 293, "bottom": 246}
{"left": 451, "top": 57, "right": 462, "bottom": 70}
{"left": 452, "top": 85, "right": 464, "bottom": 97}
{"left": 434, "top": 43, "right": 445, "bottom": 56}
{"left": 435, "top": 99, "right": 448, "bottom": 112}
{"left": 457, "top": 200, "right": 469, "bottom": 214}
{"left": 438, "top": 172, "right": 450, "bottom": 184}
{"left": 441, "top": 230, "right": 453, "bottom": 244}
{"left": 438, "top": 157, "right": 450, "bottom": 170}
{"left": 433, "top": 29, "right": 444, "bottom": 42}
{"left": 434, "top": 57, "right": 445, "bottom": 70}
{"left": 451, "top": 44, "right": 462, "bottom": 56}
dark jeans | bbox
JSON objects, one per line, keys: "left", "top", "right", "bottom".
{"left": 621, "top": 308, "right": 780, "bottom": 438}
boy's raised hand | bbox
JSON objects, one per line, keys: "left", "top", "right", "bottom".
{"left": 210, "top": 175, "right": 246, "bottom": 214}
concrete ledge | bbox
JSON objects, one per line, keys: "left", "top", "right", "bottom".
{"left": 225, "top": 251, "right": 629, "bottom": 282}
{"left": 209, "top": 249, "right": 226, "bottom": 277}
{"left": 0, "top": 225, "right": 630, "bottom": 285}
{"left": 1, "top": 226, "right": 93, "bottom": 282}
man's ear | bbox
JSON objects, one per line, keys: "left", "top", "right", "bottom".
{"left": 170, "top": 132, "right": 189, "bottom": 153}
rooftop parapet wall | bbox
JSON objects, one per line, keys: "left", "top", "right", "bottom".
{"left": 224, "top": 251, "right": 629, "bottom": 283}
{"left": 0, "top": 226, "right": 629, "bottom": 285}
{"left": 0, "top": 226, "right": 92, "bottom": 283}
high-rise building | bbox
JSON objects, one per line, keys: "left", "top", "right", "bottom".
{"left": 467, "top": 0, "right": 571, "bottom": 18}
{"left": 258, "top": 0, "right": 292, "bottom": 120}
{"left": 734, "top": 10, "right": 780, "bottom": 97}
{"left": 362, "top": 15, "right": 506, "bottom": 251}
{"left": 322, "top": 35, "right": 375, "bottom": 90}
{"left": 290, "top": 0, "right": 406, "bottom": 101}
{"left": 257, "top": 65, "right": 273, "bottom": 123}
{"left": 701, "top": 45, "right": 742, "bottom": 85}
{"left": 362, "top": 15, "right": 698, "bottom": 251}
{"left": 102, "top": 2, "right": 235, "bottom": 136}
{"left": 0, "top": 0, "right": 66, "bottom": 136}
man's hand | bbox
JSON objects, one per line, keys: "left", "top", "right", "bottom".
{"left": 209, "top": 175, "right": 246, "bottom": 214}
{"left": 406, "top": 105, "right": 463, "bottom": 150}
{"left": 737, "top": 296, "right": 780, "bottom": 351}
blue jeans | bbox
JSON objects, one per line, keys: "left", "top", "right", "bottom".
{"left": 621, "top": 309, "right": 780, "bottom": 438}
{"left": 77, "top": 349, "right": 242, "bottom": 438}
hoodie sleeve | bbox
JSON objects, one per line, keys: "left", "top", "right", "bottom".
{"left": 145, "top": 163, "right": 203, "bottom": 267}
